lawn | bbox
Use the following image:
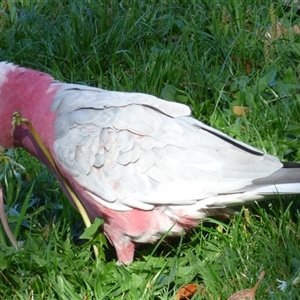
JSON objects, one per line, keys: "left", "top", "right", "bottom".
{"left": 1, "top": 0, "right": 300, "bottom": 299}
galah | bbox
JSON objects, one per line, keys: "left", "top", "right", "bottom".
{"left": 0, "top": 61, "right": 300, "bottom": 265}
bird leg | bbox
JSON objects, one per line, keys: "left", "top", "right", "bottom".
{"left": 11, "top": 111, "right": 99, "bottom": 258}
{"left": 103, "top": 225, "right": 135, "bottom": 265}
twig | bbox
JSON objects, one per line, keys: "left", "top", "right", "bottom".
{"left": 0, "top": 185, "right": 18, "bottom": 248}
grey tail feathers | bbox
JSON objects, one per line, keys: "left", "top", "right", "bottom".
{"left": 232, "top": 162, "right": 300, "bottom": 195}
{"left": 253, "top": 162, "right": 300, "bottom": 186}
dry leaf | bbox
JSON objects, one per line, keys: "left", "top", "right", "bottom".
{"left": 245, "top": 59, "right": 252, "bottom": 75}
{"left": 227, "top": 270, "right": 265, "bottom": 300}
{"left": 232, "top": 106, "right": 249, "bottom": 117}
{"left": 175, "top": 283, "right": 204, "bottom": 300}
{"left": 231, "top": 56, "right": 253, "bottom": 75}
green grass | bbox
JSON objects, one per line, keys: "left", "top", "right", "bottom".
{"left": 1, "top": 0, "right": 300, "bottom": 298}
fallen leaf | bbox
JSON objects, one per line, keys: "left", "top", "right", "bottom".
{"left": 232, "top": 106, "right": 249, "bottom": 117}
{"left": 175, "top": 283, "right": 204, "bottom": 300}
{"left": 227, "top": 270, "right": 265, "bottom": 300}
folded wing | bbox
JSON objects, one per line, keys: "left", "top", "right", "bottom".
{"left": 51, "top": 84, "right": 284, "bottom": 211}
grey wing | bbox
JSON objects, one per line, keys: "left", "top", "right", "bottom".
{"left": 52, "top": 84, "right": 283, "bottom": 211}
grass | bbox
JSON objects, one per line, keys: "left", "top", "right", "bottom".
{"left": 1, "top": 0, "right": 300, "bottom": 298}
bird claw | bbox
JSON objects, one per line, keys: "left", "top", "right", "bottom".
{"left": 10, "top": 110, "right": 27, "bottom": 136}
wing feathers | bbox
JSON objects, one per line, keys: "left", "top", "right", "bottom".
{"left": 52, "top": 84, "right": 191, "bottom": 117}
{"left": 52, "top": 84, "right": 286, "bottom": 211}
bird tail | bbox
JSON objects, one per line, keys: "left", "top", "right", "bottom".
{"left": 169, "top": 163, "right": 300, "bottom": 221}
{"left": 246, "top": 162, "right": 300, "bottom": 194}
{"left": 199, "top": 162, "right": 300, "bottom": 210}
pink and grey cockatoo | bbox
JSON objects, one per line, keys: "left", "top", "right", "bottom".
{"left": 0, "top": 61, "right": 300, "bottom": 264}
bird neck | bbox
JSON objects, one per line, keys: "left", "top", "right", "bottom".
{"left": 0, "top": 66, "right": 61, "bottom": 153}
